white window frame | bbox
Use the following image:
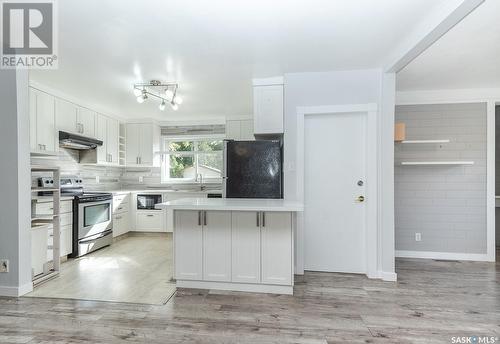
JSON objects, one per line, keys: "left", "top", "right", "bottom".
{"left": 160, "top": 135, "right": 225, "bottom": 184}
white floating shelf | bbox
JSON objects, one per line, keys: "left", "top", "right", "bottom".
{"left": 399, "top": 161, "right": 474, "bottom": 166}
{"left": 398, "top": 139, "right": 450, "bottom": 144}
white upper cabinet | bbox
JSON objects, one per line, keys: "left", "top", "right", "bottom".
{"left": 96, "top": 113, "right": 119, "bottom": 165}
{"left": 107, "top": 117, "right": 119, "bottom": 165}
{"left": 56, "top": 99, "right": 96, "bottom": 137}
{"left": 77, "top": 107, "right": 96, "bottom": 138}
{"left": 96, "top": 113, "right": 108, "bottom": 164}
{"left": 125, "top": 123, "right": 160, "bottom": 167}
{"left": 125, "top": 123, "right": 140, "bottom": 165}
{"left": 55, "top": 98, "right": 79, "bottom": 134}
{"left": 29, "top": 88, "right": 57, "bottom": 154}
{"left": 253, "top": 77, "right": 284, "bottom": 135}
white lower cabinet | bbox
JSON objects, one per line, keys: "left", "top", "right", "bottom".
{"left": 113, "top": 213, "right": 129, "bottom": 237}
{"left": 231, "top": 211, "right": 261, "bottom": 283}
{"left": 60, "top": 225, "right": 73, "bottom": 257}
{"left": 136, "top": 211, "right": 164, "bottom": 232}
{"left": 202, "top": 211, "right": 232, "bottom": 282}
{"left": 261, "top": 212, "right": 292, "bottom": 285}
{"left": 175, "top": 210, "right": 203, "bottom": 280}
{"left": 174, "top": 210, "right": 293, "bottom": 288}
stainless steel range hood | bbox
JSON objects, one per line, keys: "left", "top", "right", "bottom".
{"left": 59, "top": 131, "right": 103, "bottom": 150}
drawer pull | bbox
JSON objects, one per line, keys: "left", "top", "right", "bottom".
{"left": 146, "top": 214, "right": 154, "bottom": 217}
{"left": 115, "top": 216, "right": 122, "bottom": 220}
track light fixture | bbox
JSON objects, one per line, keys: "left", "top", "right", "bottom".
{"left": 133, "top": 80, "right": 182, "bottom": 111}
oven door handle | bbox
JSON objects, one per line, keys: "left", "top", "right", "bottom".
{"left": 79, "top": 230, "right": 113, "bottom": 244}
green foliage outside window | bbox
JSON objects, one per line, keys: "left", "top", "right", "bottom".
{"left": 167, "top": 140, "right": 222, "bottom": 179}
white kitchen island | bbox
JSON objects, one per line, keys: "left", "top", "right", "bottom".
{"left": 156, "top": 198, "right": 303, "bottom": 295}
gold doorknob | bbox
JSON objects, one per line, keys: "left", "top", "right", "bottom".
{"left": 356, "top": 196, "right": 365, "bottom": 203}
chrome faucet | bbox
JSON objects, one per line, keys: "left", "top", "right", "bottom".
{"left": 197, "top": 173, "right": 206, "bottom": 191}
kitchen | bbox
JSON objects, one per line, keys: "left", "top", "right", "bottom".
{"left": 1, "top": 1, "right": 499, "bottom": 342}
{"left": 27, "top": 76, "right": 295, "bottom": 303}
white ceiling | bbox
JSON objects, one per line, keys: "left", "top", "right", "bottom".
{"left": 31, "top": 0, "right": 448, "bottom": 121}
{"left": 397, "top": 0, "right": 500, "bottom": 91}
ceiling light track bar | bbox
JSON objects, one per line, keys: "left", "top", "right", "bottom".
{"left": 133, "top": 79, "right": 183, "bottom": 111}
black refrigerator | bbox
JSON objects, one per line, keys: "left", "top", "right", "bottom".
{"left": 223, "top": 140, "right": 283, "bottom": 199}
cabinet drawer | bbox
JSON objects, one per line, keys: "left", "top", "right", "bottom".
{"left": 60, "top": 225, "right": 73, "bottom": 257}
{"left": 113, "top": 202, "right": 129, "bottom": 215}
{"left": 48, "top": 224, "right": 73, "bottom": 257}
{"left": 136, "top": 212, "right": 163, "bottom": 231}
{"left": 113, "top": 212, "right": 129, "bottom": 237}
{"left": 35, "top": 200, "right": 73, "bottom": 214}
{"left": 113, "top": 193, "right": 130, "bottom": 205}
{"left": 60, "top": 212, "right": 73, "bottom": 227}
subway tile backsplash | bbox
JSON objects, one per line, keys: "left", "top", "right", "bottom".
{"left": 31, "top": 149, "right": 221, "bottom": 191}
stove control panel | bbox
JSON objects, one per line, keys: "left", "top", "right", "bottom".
{"left": 38, "top": 177, "right": 55, "bottom": 188}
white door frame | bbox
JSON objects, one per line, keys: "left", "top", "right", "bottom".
{"left": 296, "top": 103, "right": 379, "bottom": 279}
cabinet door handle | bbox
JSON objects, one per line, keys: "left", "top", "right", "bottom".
{"left": 262, "top": 212, "right": 265, "bottom": 227}
{"left": 198, "top": 211, "right": 201, "bottom": 226}
{"left": 115, "top": 216, "right": 122, "bottom": 220}
{"left": 256, "top": 212, "right": 260, "bottom": 227}
{"left": 204, "top": 211, "right": 207, "bottom": 226}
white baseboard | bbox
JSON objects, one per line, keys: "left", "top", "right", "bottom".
{"left": 177, "top": 280, "right": 293, "bottom": 295}
{"left": 396, "top": 250, "right": 493, "bottom": 262}
{"left": 378, "top": 271, "right": 398, "bottom": 282}
{"left": 0, "top": 282, "right": 32, "bottom": 297}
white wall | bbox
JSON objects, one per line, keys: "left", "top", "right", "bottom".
{"left": 284, "top": 69, "right": 396, "bottom": 279}
{"left": 0, "top": 70, "right": 32, "bottom": 296}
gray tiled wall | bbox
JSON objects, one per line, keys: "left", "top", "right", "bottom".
{"left": 31, "top": 149, "right": 122, "bottom": 191}
{"left": 395, "top": 103, "right": 487, "bottom": 254}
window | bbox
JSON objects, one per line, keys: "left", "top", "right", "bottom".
{"left": 161, "top": 137, "right": 224, "bottom": 183}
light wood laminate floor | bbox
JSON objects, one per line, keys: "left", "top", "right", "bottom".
{"left": 26, "top": 234, "right": 175, "bottom": 305}
{"left": 1, "top": 253, "right": 498, "bottom": 343}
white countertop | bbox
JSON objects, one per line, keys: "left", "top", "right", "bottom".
{"left": 156, "top": 198, "right": 304, "bottom": 212}
{"left": 107, "top": 189, "right": 222, "bottom": 195}
{"left": 32, "top": 196, "right": 75, "bottom": 202}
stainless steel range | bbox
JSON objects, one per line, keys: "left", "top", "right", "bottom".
{"left": 55, "top": 177, "right": 113, "bottom": 258}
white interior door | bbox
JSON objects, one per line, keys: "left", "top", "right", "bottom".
{"left": 304, "top": 112, "right": 367, "bottom": 274}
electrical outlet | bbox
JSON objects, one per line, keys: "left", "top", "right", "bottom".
{"left": 95, "top": 176, "right": 100, "bottom": 184}
{"left": 139, "top": 176, "right": 144, "bottom": 183}
{"left": 0, "top": 260, "right": 9, "bottom": 273}
{"left": 415, "top": 233, "right": 422, "bottom": 242}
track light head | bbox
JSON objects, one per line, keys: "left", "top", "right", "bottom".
{"left": 159, "top": 100, "right": 166, "bottom": 111}
{"left": 173, "top": 95, "right": 183, "bottom": 105}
